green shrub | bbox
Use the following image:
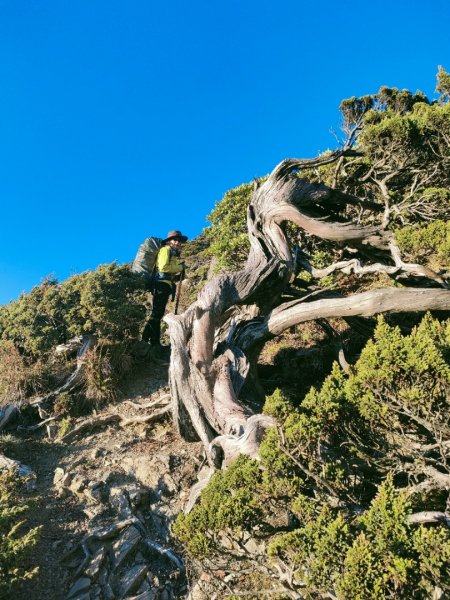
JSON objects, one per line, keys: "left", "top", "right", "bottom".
{"left": 0, "top": 263, "right": 146, "bottom": 405}
{"left": 0, "top": 263, "right": 146, "bottom": 360}
{"left": 177, "top": 315, "right": 450, "bottom": 597}
{"left": 173, "top": 455, "right": 263, "bottom": 557}
{"left": 395, "top": 218, "right": 450, "bottom": 268}
{"left": 205, "top": 182, "right": 253, "bottom": 271}
{"left": 0, "top": 470, "right": 40, "bottom": 596}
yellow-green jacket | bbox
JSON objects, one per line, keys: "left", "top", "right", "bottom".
{"left": 156, "top": 246, "right": 184, "bottom": 287}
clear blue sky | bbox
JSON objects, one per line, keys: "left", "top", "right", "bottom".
{"left": 0, "top": 0, "right": 449, "bottom": 305}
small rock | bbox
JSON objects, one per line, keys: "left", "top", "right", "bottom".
{"left": 25, "top": 476, "right": 37, "bottom": 492}
{"left": 158, "top": 474, "right": 177, "bottom": 497}
{"left": 70, "top": 476, "right": 88, "bottom": 495}
{"left": 129, "top": 488, "right": 151, "bottom": 509}
{"left": 119, "top": 564, "right": 148, "bottom": 597}
{"left": 129, "top": 590, "right": 157, "bottom": 600}
{"left": 57, "top": 487, "right": 70, "bottom": 499}
{"left": 90, "top": 448, "right": 103, "bottom": 460}
{"left": 0, "top": 405, "right": 18, "bottom": 432}
{"left": 100, "top": 471, "right": 114, "bottom": 483}
{"left": 159, "top": 588, "right": 170, "bottom": 600}
{"left": 84, "top": 546, "right": 106, "bottom": 581}
{"left": 84, "top": 483, "right": 107, "bottom": 505}
{"left": 109, "top": 487, "right": 132, "bottom": 517}
{"left": 186, "top": 582, "right": 209, "bottom": 600}
{"left": 46, "top": 423, "right": 59, "bottom": 439}
{"left": 243, "top": 536, "right": 261, "bottom": 554}
{"left": 111, "top": 525, "right": 142, "bottom": 570}
{"left": 0, "top": 454, "right": 34, "bottom": 478}
{"left": 83, "top": 505, "right": 104, "bottom": 520}
{"left": 66, "top": 576, "right": 91, "bottom": 599}
{"left": 61, "top": 472, "right": 73, "bottom": 487}
{"left": 53, "top": 468, "right": 65, "bottom": 485}
{"left": 102, "top": 583, "right": 115, "bottom": 600}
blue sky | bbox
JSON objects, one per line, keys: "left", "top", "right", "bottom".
{"left": 0, "top": 0, "right": 449, "bottom": 305}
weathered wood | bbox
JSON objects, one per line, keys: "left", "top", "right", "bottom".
{"left": 165, "top": 151, "right": 450, "bottom": 472}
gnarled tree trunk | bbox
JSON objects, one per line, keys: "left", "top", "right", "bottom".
{"left": 165, "top": 150, "right": 450, "bottom": 472}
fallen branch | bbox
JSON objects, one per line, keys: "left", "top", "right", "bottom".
{"left": 120, "top": 405, "right": 171, "bottom": 426}
{"left": 17, "top": 416, "right": 57, "bottom": 433}
{"left": 60, "top": 405, "right": 171, "bottom": 443}
{"left": 60, "top": 414, "right": 120, "bottom": 443}
{"left": 122, "top": 395, "right": 171, "bottom": 410}
{"left": 408, "top": 511, "right": 450, "bottom": 526}
{"left": 143, "top": 538, "right": 184, "bottom": 571}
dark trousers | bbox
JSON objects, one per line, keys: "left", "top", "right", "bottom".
{"left": 142, "top": 280, "right": 172, "bottom": 345}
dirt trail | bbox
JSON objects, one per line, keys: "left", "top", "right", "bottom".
{"left": 8, "top": 360, "right": 204, "bottom": 600}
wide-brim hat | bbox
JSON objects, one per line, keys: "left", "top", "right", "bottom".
{"left": 163, "top": 230, "right": 188, "bottom": 244}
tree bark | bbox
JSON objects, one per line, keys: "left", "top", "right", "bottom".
{"left": 165, "top": 151, "right": 450, "bottom": 470}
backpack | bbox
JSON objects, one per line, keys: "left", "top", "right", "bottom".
{"left": 131, "top": 236, "right": 163, "bottom": 290}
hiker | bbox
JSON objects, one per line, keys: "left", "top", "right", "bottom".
{"left": 139, "top": 230, "right": 187, "bottom": 353}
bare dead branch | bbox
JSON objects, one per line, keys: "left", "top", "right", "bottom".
{"left": 408, "top": 511, "right": 450, "bottom": 526}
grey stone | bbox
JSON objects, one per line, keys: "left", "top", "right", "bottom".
{"left": 84, "top": 483, "right": 107, "bottom": 505}
{"left": 129, "top": 590, "right": 157, "bottom": 600}
{"left": 158, "top": 473, "right": 177, "bottom": 497}
{"left": 66, "top": 576, "right": 91, "bottom": 599}
{"left": 90, "top": 448, "right": 103, "bottom": 460}
{"left": 61, "top": 471, "right": 73, "bottom": 487}
{"left": 159, "top": 588, "right": 170, "bottom": 600}
{"left": 128, "top": 488, "right": 151, "bottom": 509}
{"left": 109, "top": 486, "right": 132, "bottom": 517}
{"left": 186, "top": 582, "right": 209, "bottom": 600}
{"left": 57, "top": 487, "right": 70, "bottom": 499}
{"left": 70, "top": 476, "right": 88, "bottom": 495}
{"left": 84, "top": 546, "right": 106, "bottom": 581}
{"left": 53, "top": 467, "right": 65, "bottom": 485}
{"left": 0, "top": 454, "right": 34, "bottom": 478}
{"left": 112, "top": 525, "right": 141, "bottom": 570}
{"left": 119, "top": 564, "right": 148, "bottom": 597}
{"left": 102, "top": 583, "right": 115, "bottom": 600}
{"left": 100, "top": 470, "right": 114, "bottom": 483}
{"left": 0, "top": 405, "right": 17, "bottom": 431}
{"left": 243, "top": 536, "right": 261, "bottom": 554}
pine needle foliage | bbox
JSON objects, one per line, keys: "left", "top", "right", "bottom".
{"left": 174, "top": 315, "right": 450, "bottom": 597}
{"left": 0, "top": 470, "right": 40, "bottom": 596}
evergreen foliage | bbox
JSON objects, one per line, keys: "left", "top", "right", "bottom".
{"left": 0, "top": 470, "right": 40, "bottom": 596}
{"left": 436, "top": 65, "right": 450, "bottom": 104}
{"left": 206, "top": 182, "right": 253, "bottom": 270}
{"left": 0, "top": 263, "right": 146, "bottom": 404}
{"left": 174, "top": 315, "right": 450, "bottom": 597}
{"left": 204, "top": 69, "right": 450, "bottom": 278}
{"left": 0, "top": 263, "right": 146, "bottom": 358}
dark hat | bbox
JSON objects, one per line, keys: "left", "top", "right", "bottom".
{"left": 163, "top": 230, "right": 188, "bottom": 244}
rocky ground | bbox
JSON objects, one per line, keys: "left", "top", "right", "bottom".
{"left": 2, "top": 359, "right": 208, "bottom": 600}
{"left": 0, "top": 330, "right": 325, "bottom": 600}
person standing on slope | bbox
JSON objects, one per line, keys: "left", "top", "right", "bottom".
{"left": 141, "top": 230, "right": 187, "bottom": 354}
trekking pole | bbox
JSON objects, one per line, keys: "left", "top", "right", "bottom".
{"left": 174, "top": 266, "right": 185, "bottom": 315}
